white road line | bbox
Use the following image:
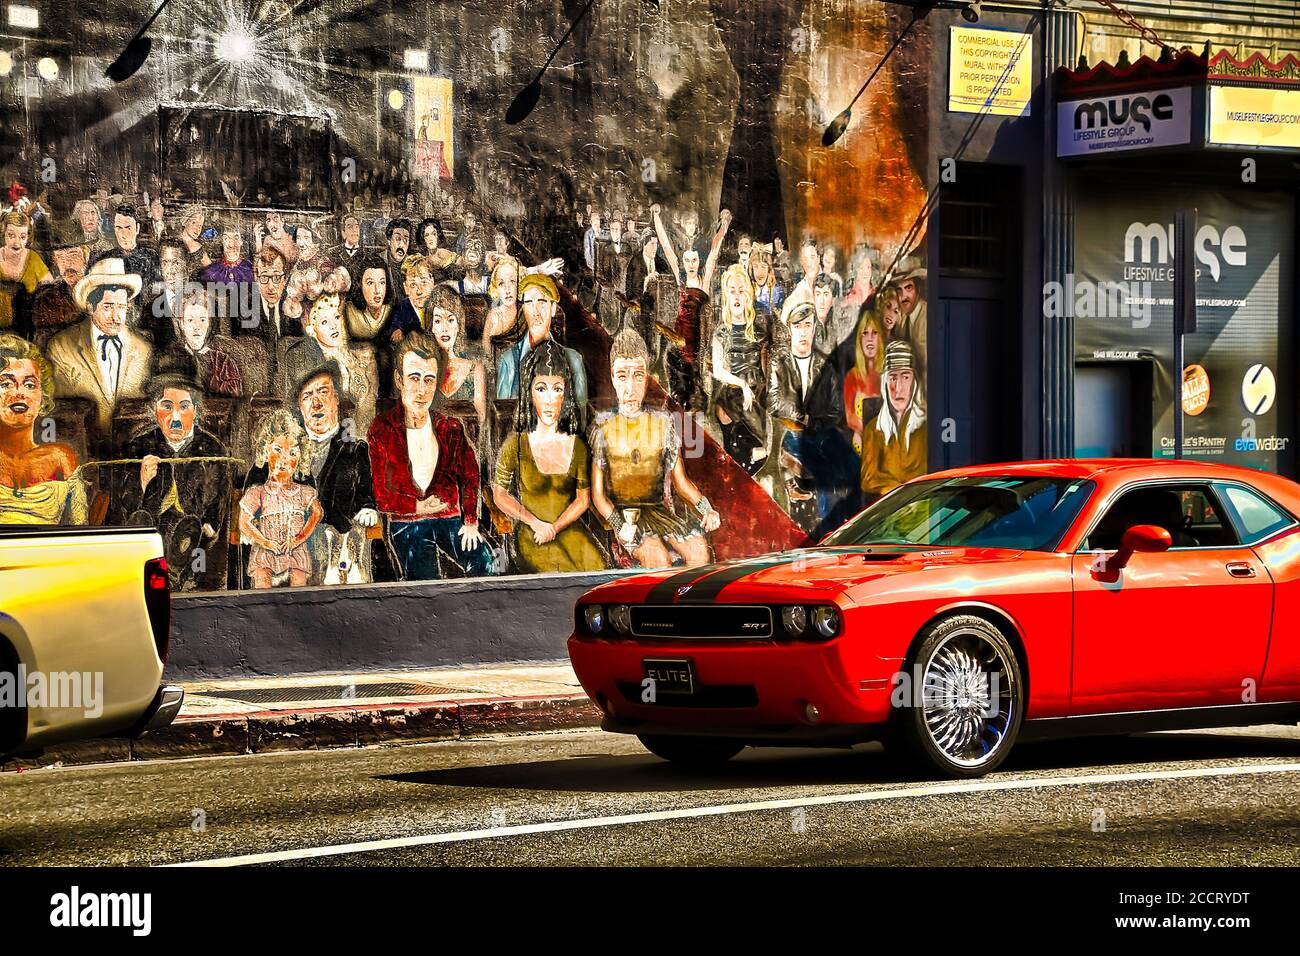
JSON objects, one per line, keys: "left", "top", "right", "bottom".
{"left": 164, "top": 761, "right": 1300, "bottom": 867}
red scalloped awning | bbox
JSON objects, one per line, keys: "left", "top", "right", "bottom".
{"left": 1208, "top": 49, "right": 1300, "bottom": 85}
{"left": 1056, "top": 48, "right": 1300, "bottom": 98}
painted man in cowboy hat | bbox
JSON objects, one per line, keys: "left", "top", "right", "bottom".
{"left": 46, "top": 256, "right": 154, "bottom": 436}
{"left": 890, "top": 254, "right": 927, "bottom": 357}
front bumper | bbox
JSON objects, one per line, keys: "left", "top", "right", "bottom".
{"left": 600, "top": 715, "right": 882, "bottom": 746}
{"left": 568, "top": 632, "right": 898, "bottom": 737}
{"left": 132, "top": 684, "right": 185, "bottom": 737}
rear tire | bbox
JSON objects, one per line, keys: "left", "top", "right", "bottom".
{"left": 895, "top": 614, "right": 1024, "bottom": 779}
{"left": 637, "top": 734, "right": 745, "bottom": 767}
{"left": 0, "top": 638, "right": 25, "bottom": 758}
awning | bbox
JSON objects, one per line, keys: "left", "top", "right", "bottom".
{"left": 1055, "top": 49, "right": 1300, "bottom": 158}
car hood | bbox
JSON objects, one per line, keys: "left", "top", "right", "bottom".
{"left": 591, "top": 544, "right": 1027, "bottom": 605}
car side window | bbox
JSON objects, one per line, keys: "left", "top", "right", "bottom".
{"left": 1086, "top": 484, "right": 1238, "bottom": 551}
{"left": 1216, "top": 484, "right": 1295, "bottom": 544}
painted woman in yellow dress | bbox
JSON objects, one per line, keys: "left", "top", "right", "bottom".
{"left": 0, "top": 211, "right": 53, "bottom": 337}
{"left": 0, "top": 333, "right": 86, "bottom": 525}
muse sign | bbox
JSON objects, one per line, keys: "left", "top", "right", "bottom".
{"left": 1057, "top": 86, "right": 1192, "bottom": 157}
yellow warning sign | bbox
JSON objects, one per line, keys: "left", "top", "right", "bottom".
{"left": 948, "top": 26, "right": 1033, "bottom": 117}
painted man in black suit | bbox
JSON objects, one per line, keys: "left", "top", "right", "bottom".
{"left": 118, "top": 373, "right": 231, "bottom": 590}
{"left": 292, "top": 362, "right": 379, "bottom": 584}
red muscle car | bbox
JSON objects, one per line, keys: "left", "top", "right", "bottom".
{"left": 568, "top": 459, "right": 1300, "bottom": 777}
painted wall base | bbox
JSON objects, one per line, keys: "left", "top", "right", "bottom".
{"left": 168, "top": 571, "right": 625, "bottom": 680}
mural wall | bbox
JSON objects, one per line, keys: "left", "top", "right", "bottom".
{"left": 0, "top": 0, "right": 932, "bottom": 590}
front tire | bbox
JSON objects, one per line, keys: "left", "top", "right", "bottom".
{"left": 637, "top": 734, "right": 745, "bottom": 767}
{"left": 896, "top": 614, "right": 1024, "bottom": 779}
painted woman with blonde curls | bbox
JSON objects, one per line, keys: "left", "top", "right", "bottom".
{"left": 483, "top": 255, "right": 521, "bottom": 346}
{"left": 0, "top": 333, "right": 85, "bottom": 524}
{"left": 710, "top": 263, "right": 772, "bottom": 473}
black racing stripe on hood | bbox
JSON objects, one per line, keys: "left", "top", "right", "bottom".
{"left": 643, "top": 562, "right": 730, "bottom": 604}
{"left": 644, "top": 546, "right": 915, "bottom": 605}
{"left": 675, "top": 554, "right": 817, "bottom": 602}
{"left": 676, "top": 546, "right": 910, "bottom": 602}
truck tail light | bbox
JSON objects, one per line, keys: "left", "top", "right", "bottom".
{"left": 144, "top": 557, "right": 171, "bottom": 664}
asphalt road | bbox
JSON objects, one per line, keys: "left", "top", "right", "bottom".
{"left": 3, "top": 726, "right": 1300, "bottom": 866}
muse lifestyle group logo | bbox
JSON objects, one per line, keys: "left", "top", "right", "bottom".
{"left": 1044, "top": 216, "right": 1249, "bottom": 326}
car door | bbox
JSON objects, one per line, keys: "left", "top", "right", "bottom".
{"left": 1070, "top": 481, "right": 1273, "bottom": 714}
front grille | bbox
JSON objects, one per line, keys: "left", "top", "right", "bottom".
{"left": 617, "top": 682, "right": 759, "bottom": 708}
{"left": 630, "top": 604, "right": 773, "bottom": 639}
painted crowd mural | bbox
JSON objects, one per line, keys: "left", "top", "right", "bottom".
{"left": 0, "top": 0, "right": 933, "bottom": 590}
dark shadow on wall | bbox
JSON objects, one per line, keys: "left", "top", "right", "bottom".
{"left": 709, "top": 0, "right": 805, "bottom": 244}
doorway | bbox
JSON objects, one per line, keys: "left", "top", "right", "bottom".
{"left": 933, "top": 162, "right": 1023, "bottom": 470}
{"left": 1074, "top": 362, "right": 1153, "bottom": 458}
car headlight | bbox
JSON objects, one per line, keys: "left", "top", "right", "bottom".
{"left": 780, "top": 605, "right": 807, "bottom": 637}
{"left": 609, "top": 604, "right": 631, "bottom": 634}
{"left": 582, "top": 605, "right": 605, "bottom": 634}
{"left": 811, "top": 606, "right": 841, "bottom": 639}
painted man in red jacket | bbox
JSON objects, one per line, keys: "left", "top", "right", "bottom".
{"left": 366, "top": 330, "right": 494, "bottom": 579}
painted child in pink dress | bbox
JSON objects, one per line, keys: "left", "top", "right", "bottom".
{"left": 239, "top": 408, "right": 324, "bottom": 589}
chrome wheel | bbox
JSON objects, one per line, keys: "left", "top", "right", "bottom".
{"left": 919, "top": 627, "right": 1017, "bottom": 769}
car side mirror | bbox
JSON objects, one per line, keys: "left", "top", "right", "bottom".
{"left": 1099, "top": 524, "right": 1172, "bottom": 580}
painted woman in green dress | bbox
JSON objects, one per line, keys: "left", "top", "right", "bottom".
{"left": 493, "top": 340, "right": 605, "bottom": 574}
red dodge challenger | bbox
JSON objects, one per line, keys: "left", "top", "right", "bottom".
{"left": 568, "top": 459, "right": 1300, "bottom": 778}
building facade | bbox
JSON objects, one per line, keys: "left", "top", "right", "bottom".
{"left": 0, "top": 0, "right": 1296, "bottom": 670}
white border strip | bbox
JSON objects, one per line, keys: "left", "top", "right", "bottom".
{"left": 165, "top": 761, "right": 1300, "bottom": 867}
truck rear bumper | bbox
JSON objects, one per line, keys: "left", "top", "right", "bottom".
{"left": 134, "top": 685, "right": 185, "bottom": 736}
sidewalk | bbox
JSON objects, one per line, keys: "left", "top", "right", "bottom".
{"left": 2, "top": 663, "right": 602, "bottom": 771}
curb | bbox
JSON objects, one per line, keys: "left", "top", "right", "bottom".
{"left": 1, "top": 694, "right": 603, "bottom": 772}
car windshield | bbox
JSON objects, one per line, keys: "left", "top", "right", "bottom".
{"left": 824, "top": 476, "right": 1096, "bottom": 552}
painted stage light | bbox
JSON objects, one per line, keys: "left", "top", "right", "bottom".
{"left": 216, "top": 27, "right": 257, "bottom": 65}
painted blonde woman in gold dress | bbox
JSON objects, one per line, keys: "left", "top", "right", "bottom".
{"left": 0, "top": 333, "right": 86, "bottom": 525}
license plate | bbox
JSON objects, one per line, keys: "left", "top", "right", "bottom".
{"left": 642, "top": 658, "right": 696, "bottom": 696}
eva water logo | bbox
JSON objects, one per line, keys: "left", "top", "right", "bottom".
{"left": 49, "top": 886, "right": 151, "bottom": 936}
